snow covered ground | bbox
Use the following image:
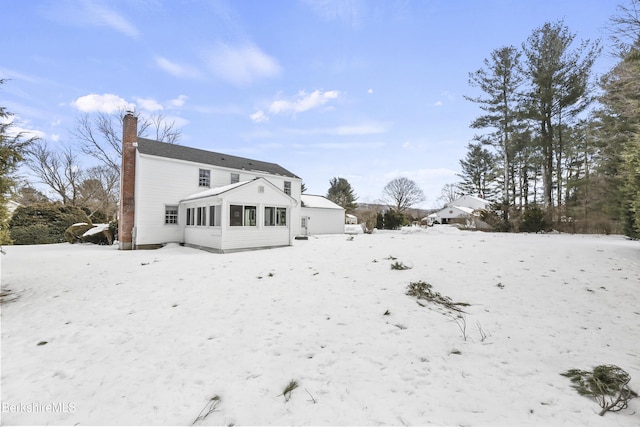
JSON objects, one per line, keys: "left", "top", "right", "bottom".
{"left": 1, "top": 226, "right": 639, "bottom": 426}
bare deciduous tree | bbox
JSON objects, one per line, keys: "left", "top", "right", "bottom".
{"left": 78, "top": 166, "right": 119, "bottom": 220}
{"left": 436, "top": 183, "right": 463, "bottom": 207}
{"left": 381, "top": 177, "right": 425, "bottom": 212}
{"left": 27, "top": 140, "right": 83, "bottom": 205}
{"left": 71, "top": 109, "right": 181, "bottom": 174}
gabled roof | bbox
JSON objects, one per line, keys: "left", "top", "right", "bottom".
{"left": 180, "top": 177, "right": 296, "bottom": 204}
{"left": 447, "top": 194, "right": 491, "bottom": 208}
{"left": 436, "top": 205, "right": 475, "bottom": 217}
{"left": 301, "top": 194, "right": 344, "bottom": 210}
{"left": 136, "top": 137, "right": 300, "bottom": 179}
{"left": 180, "top": 180, "right": 252, "bottom": 202}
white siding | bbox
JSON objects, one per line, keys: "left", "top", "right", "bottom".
{"left": 301, "top": 207, "right": 345, "bottom": 235}
{"left": 133, "top": 152, "right": 301, "bottom": 247}
{"left": 448, "top": 195, "right": 490, "bottom": 210}
{"left": 182, "top": 198, "right": 223, "bottom": 249}
{"left": 219, "top": 181, "right": 293, "bottom": 251}
{"left": 179, "top": 179, "right": 294, "bottom": 252}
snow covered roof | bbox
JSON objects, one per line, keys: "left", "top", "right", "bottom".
{"left": 435, "top": 205, "right": 475, "bottom": 218}
{"left": 301, "top": 194, "right": 344, "bottom": 210}
{"left": 180, "top": 180, "right": 251, "bottom": 202}
{"left": 447, "top": 194, "right": 491, "bottom": 209}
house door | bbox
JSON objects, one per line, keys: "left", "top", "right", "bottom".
{"left": 301, "top": 216, "right": 309, "bottom": 236}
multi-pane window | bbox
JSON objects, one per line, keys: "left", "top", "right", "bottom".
{"left": 230, "top": 204, "right": 256, "bottom": 226}
{"left": 230, "top": 173, "right": 240, "bottom": 184}
{"left": 209, "top": 205, "right": 221, "bottom": 226}
{"left": 165, "top": 205, "right": 178, "bottom": 224}
{"left": 196, "top": 207, "right": 206, "bottom": 226}
{"left": 229, "top": 205, "right": 242, "bottom": 226}
{"left": 284, "top": 181, "right": 291, "bottom": 195}
{"left": 199, "top": 169, "right": 210, "bottom": 187}
{"left": 186, "top": 208, "right": 195, "bottom": 226}
{"left": 264, "top": 207, "right": 287, "bottom": 226}
{"left": 244, "top": 206, "right": 257, "bottom": 226}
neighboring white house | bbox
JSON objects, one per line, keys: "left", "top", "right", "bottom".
{"left": 300, "top": 194, "right": 345, "bottom": 235}
{"left": 427, "top": 195, "right": 491, "bottom": 225}
{"left": 345, "top": 214, "right": 358, "bottom": 224}
{"left": 119, "top": 113, "right": 305, "bottom": 252}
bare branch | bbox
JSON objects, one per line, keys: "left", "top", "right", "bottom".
{"left": 381, "top": 177, "right": 425, "bottom": 212}
{"left": 26, "top": 140, "right": 83, "bottom": 205}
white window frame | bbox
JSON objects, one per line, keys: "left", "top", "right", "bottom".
{"left": 229, "top": 204, "right": 256, "bottom": 226}
{"left": 196, "top": 206, "right": 206, "bottom": 226}
{"left": 199, "top": 169, "right": 211, "bottom": 187}
{"left": 165, "top": 205, "right": 178, "bottom": 225}
{"left": 208, "top": 205, "right": 221, "bottom": 227}
{"left": 186, "top": 207, "right": 195, "bottom": 226}
{"left": 264, "top": 206, "right": 287, "bottom": 226}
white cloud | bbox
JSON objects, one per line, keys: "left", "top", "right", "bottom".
{"left": 292, "top": 141, "right": 385, "bottom": 150}
{"left": 88, "top": 1, "right": 139, "bottom": 37}
{"left": 367, "top": 88, "right": 373, "bottom": 94}
{"left": 50, "top": 134, "right": 61, "bottom": 142}
{"left": 203, "top": 42, "right": 281, "bottom": 86}
{"left": 285, "top": 121, "right": 389, "bottom": 136}
{"left": 303, "top": 0, "right": 365, "bottom": 28}
{"left": 134, "top": 97, "right": 163, "bottom": 112}
{"left": 169, "top": 95, "right": 188, "bottom": 108}
{"left": 0, "top": 115, "right": 46, "bottom": 139}
{"left": 72, "top": 93, "right": 134, "bottom": 113}
{"left": 384, "top": 167, "right": 457, "bottom": 181}
{"left": 155, "top": 57, "right": 203, "bottom": 79}
{"left": 433, "top": 91, "right": 455, "bottom": 107}
{"left": 268, "top": 90, "right": 340, "bottom": 115}
{"left": 44, "top": 0, "right": 139, "bottom": 38}
{"left": 333, "top": 123, "right": 387, "bottom": 135}
{"left": 165, "top": 115, "right": 189, "bottom": 129}
{"left": 250, "top": 110, "right": 269, "bottom": 123}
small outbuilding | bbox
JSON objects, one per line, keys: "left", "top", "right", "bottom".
{"left": 300, "top": 194, "right": 345, "bottom": 235}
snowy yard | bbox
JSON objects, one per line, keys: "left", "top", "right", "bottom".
{"left": 1, "top": 226, "right": 639, "bottom": 426}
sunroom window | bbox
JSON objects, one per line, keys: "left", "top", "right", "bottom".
{"left": 230, "top": 205, "right": 256, "bottom": 226}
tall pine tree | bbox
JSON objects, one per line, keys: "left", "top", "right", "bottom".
{"left": 457, "top": 142, "right": 497, "bottom": 199}
{"left": 521, "top": 20, "right": 600, "bottom": 211}
{"left": 466, "top": 46, "right": 523, "bottom": 212}
{"left": 326, "top": 177, "right": 358, "bottom": 212}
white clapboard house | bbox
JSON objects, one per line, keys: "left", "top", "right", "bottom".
{"left": 119, "top": 113, "right": 315, "bottom": 252}
{"left": 427, "top": 194, "right": 491, "bottom": 225}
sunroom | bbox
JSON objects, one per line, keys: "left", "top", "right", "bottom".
{"left": 179, "top": 177, "right": 297, "bottom": 253}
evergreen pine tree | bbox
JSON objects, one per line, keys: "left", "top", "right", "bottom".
{"left": 0, "top": 79, "right": 37, "bottom": 244}
{"left": 326, "top": 177, "right": 358, "bottom": 212}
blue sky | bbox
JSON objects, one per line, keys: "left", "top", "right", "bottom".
{"left": 1, "top": 0, "right": 622, "bottom": 208}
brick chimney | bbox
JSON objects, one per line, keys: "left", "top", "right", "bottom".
{"left": 119, "top": 112, "right": 137, "bottom": 250}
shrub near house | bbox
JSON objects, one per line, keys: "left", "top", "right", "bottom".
{"left": 9, "top": 204, "right": 91, "bottom": 245}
